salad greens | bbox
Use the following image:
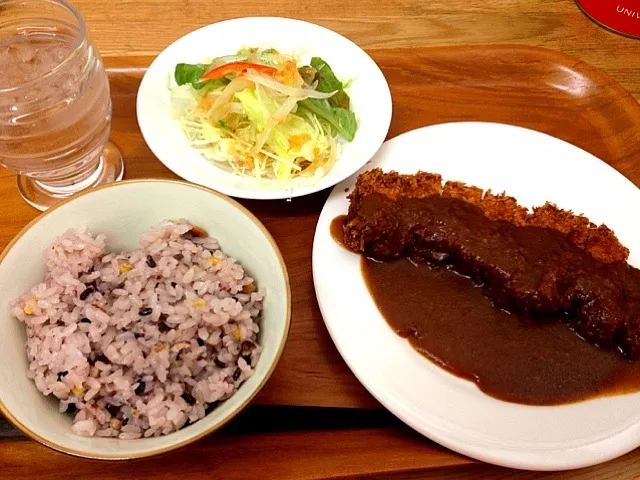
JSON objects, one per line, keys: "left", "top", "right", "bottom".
{"left": 169, "top": 48, "right": 358, "bottom": 184}
{"left": 298, "top": 98, "right": 357, "bottom": 142}
{"left": 310, "top": 57, "right": 351, "bottom": 109}
{"left": 175, "top": 63, "right": 229, "bottom": 90}
{"left": 174, "top": 63, "right": 207, "bottom": 86}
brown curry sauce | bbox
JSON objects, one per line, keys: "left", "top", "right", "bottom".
{"left": 330, "top": 215, "right": 640, "bottom": 405}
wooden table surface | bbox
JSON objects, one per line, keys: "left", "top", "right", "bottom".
{"left": 3, "top": 0, "right": 640, "bottom": 478}
{"left": 75, "top": 0, "right": 640, "bottom": 102}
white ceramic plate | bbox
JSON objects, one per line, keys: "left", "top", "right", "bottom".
{"left": 0, "top": 180, "right": 290, "bottom": 459}
{"left": 137, "top": 17, "right": 392, "bottom": 200}
{"left": 312, "top": 122, "right": 640, "bottom": 471}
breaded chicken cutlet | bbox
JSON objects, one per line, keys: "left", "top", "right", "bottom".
{"left": 344, "top": 169, "right": 640, "bottom": 358}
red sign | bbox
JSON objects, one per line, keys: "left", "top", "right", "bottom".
{"left": 576, "top": 0, "right": 640, "bottom": 39}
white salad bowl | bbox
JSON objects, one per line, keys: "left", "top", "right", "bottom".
{"left": 136, "top": 17, "right": 392, "bottom": 200}
{"left": 0, "top": 180, "right": 291, "bottom": 459}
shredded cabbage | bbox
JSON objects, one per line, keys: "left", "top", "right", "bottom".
{"left": 170, "top": 47, "right": 354, "bottom": 185}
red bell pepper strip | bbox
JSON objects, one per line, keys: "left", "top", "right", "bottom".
{"left": 200, "top": 62, "right": 277, "bottom": 80}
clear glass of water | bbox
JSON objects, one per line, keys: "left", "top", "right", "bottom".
{"left": 0, "top": 0, "right": 124, "bottom": 210}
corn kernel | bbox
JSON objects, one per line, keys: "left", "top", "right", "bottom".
{"left": 119, "top": 264, "right": 133, "bottom": 274}
{"left": 71, "top": 385, "right": 85, "bottom": 397}
{"left": 23, "top": 305, "right": 34, "bottom": 315}
{"left": 233, "top": 328, "right": 241, "bottom": 341}
{"left": 192, "top": 299, "right": 206, "bottom": 308}
{"left": 208, "top": 256, "right": 222, "bottom": 266}
{"left": 154, "top": 344, "right": 165, "bottom": 352}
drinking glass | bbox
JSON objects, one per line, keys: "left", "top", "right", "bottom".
{"left": 0, "top": 0, "right": 124, "bottom": 210}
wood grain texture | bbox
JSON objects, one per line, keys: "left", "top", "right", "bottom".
{"left": 1, "top": 46, "right": 640, "bottom": 478}
{"left": 0, "top": 427, "right": 471, "bottom": 480}
{"left": 373, "top": 449, "right": 640, "bottom": 479}
{"left": 4, "top": 408, "right": 640, "bottom": 479}
{"left": 72, "top": 0, "right": 640, "bottom": 102}
{"left": 2, "top": 47, "right": 640, "bottom": 411}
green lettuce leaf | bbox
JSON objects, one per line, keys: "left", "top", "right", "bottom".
{"left": 298, "top": 98, "right": 357, "bottom": 142}
{"left": 174, "top": 63, "right": 228, "bottom": 90}
{"left": 310, "top": 57, "right": 350, "bottom": 109}
{"left": 175, "top": 63, "right": 206, "bottom": 86}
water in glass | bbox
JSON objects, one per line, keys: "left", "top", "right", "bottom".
{"left": 0, "top": 0, "right": 124, "bottom": 210}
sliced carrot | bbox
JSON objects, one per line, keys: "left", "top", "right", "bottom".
{"left": 289, "top": 133, "right": 311, "bottom": 151}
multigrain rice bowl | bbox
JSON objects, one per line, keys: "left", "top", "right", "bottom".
{"left": 11, "top": 220, "right": 264, "bottom": 439}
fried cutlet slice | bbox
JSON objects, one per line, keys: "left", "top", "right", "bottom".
{"left": 442, "top": 181, "right": 483, "bottom": 207}
{"left": 348, "top": 169, "right": 442, "bottom": 210}
{"left": 527, "top": 204, "right": 627, "bottom": 262}
{"left": 481, "top": 190, "right": 529, "bottom": 226}
{"left": 529, "top": 203, "right": 592, "bottom": 248}
{"left": 585, "top": 224, "right": 629, "bottom": 264}
{"left": 343, "top": 169, "right": 636, "bottom": 358}
{"left": 347, "top": 169, "right": 628, "bottom": 264}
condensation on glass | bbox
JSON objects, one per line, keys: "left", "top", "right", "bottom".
{"left": 0, "top": 0, "right": 124, "bottom": 210}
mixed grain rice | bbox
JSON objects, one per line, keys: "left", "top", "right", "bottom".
{"left": 11, "top": 221, "right": 263, "bottom": 438}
